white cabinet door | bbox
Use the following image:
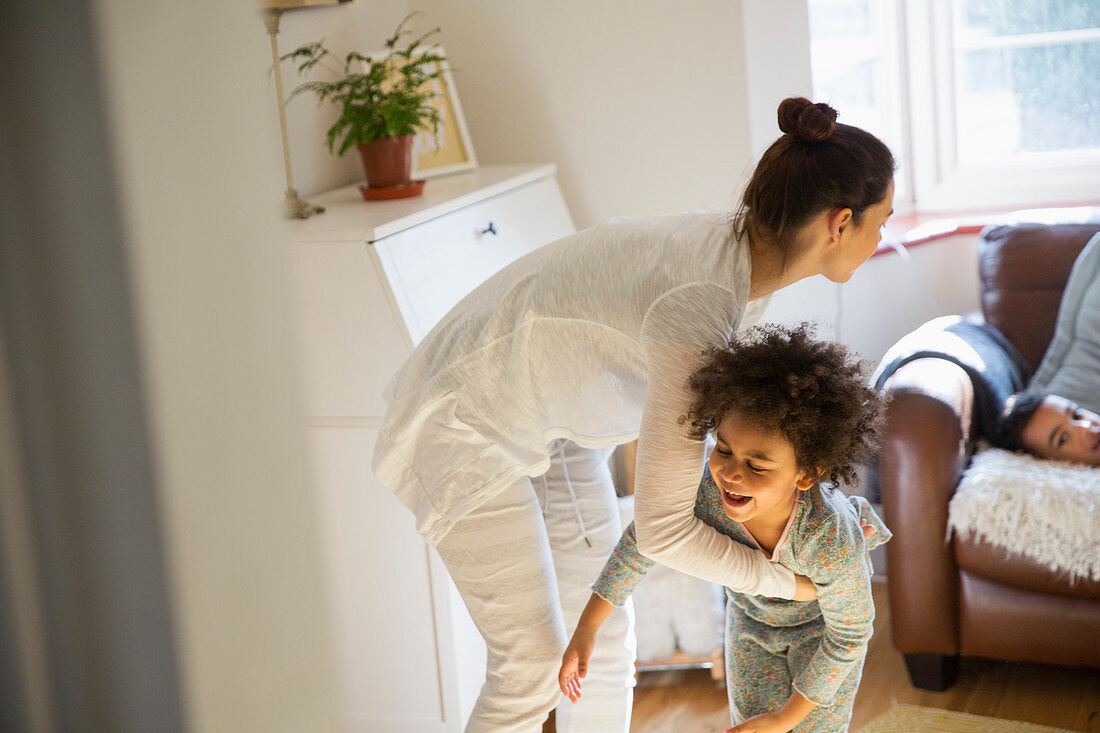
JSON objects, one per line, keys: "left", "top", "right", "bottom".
{"left": 288, "top": 169, "right": 573, "bottom": 733}
{"left": 309, "top": 426, "right": 454, "bottom": 733}
{"left": 376, "top": 176, "right": 574, "bottom": 343}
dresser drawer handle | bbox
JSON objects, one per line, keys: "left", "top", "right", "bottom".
{"left": 480, "top": 221, "right": 498, "bottom": 237}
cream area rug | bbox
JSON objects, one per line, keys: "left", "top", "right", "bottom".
{"left": 857, "top": 705, "right": 1075, "bottom": 732}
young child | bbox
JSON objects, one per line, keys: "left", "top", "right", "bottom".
{"left": 558, "top": 323, "right": 890, "bottom": 733}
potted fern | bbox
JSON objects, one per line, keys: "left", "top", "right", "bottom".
{"left": 284, "top": 13, "right": 445, "bottom": 199}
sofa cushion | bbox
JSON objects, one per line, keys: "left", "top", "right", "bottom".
{"left": 948, "top": 448, "right": 1100, "bottom": 585}
{"left": 1029, "top": 232, "right": 1100, "bottom": 411}
{"left": 955, "top": 534, "right": 1100, "bottom": 600}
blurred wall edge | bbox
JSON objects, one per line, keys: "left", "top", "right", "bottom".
{"left": 0, "top": 0, "right": 342, "bottom": 731}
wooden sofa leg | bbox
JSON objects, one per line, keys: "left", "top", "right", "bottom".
{"left": 904, "top": 653, "right": 959, "bottom": 691}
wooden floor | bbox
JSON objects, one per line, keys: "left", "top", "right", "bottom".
{"left": 622, "top": 579, "right": 1100, "bottom": 732}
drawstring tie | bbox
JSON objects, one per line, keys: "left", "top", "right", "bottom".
{"left": 557, "top": 440, "right": 592, "bottom": 548}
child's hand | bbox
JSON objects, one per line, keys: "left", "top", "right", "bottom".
{"left": 559, "top": 594, "right": 615, "bottom": 702}
{"left": 725, "top": 711, "right": 794, "bottom": 733}
{"left": 558, "top": 629, "right": 596, "bottom": 702}
{"left": 860, "top": 517, "right": 876, "bottom": 538}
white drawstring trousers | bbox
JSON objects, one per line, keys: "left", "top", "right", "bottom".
{"left": 435, "top": 439, "right": 636, "bottom": 733}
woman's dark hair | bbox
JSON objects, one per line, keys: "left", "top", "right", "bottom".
{"left": 991, "top": 389, "right": 1052, "bottom": 452}
{"left": 734, "top": 97, "right": 896, "bottom": 266}
{"left": 682, "top": 323, "right": 884, "bottom": 487}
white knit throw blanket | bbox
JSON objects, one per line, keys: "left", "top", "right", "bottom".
{"left": 948, "top": 448, "right": 1100, "bottom": 583}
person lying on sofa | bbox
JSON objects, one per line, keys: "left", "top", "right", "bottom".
{"left": 993, "top": 389, "right": 1100, "bottom": 465}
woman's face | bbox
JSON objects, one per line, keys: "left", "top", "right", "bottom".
{"left": 1021, "top": 394, "right": 1100, "bottom": 465}
{"left": 707, "top": 409, "right": 815, "bottom": 526}
{"left": 824, "top": 179, "right": 895, "bottom": 283}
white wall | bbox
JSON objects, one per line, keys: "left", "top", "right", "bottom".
{"left": 417, "top": 1, "right": 756, "bottom": 228}
{"left": 277, "top": 1, "right": 757, "bottom": 229}
{"left": 761, "top": 234, "right": 984, "bottom": 364}
{"left": 741, "top": 0, "right": 812, "bottom": 158}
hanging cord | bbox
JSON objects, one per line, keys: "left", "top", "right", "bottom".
{"left": 557, "top": 440, "right": 592, "bottom": 548}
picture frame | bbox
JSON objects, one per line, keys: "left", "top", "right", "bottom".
{"left": 368, "top": 45, "right": 477, "bottom": 179}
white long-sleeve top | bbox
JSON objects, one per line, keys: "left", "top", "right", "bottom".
{"left": 372, "top": 210, "right": 797, "bottom": 599}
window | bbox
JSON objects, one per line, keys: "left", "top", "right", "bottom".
{"left": 808, "top": 0, "right": 908, "bottom": 204}
{"left": 808, "top": 0, "right": 1100, "bottom": 212}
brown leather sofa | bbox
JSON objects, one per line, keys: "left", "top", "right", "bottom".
{"left": 877, "top": 221, "right": 1100, "bottom": 691}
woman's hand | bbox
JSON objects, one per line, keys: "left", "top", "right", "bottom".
{"left": 558, "top": 629, "right": 596, "bottom": 702}
{"left": 725, "top": 711, "right": 795, "bottom": 733}
{"left": 792, "top": 518, "right": 875, "bottom": 601}
{"left": 791, "top": 573, "right": 817, "bottom": 601}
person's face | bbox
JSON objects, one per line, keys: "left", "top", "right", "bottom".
{"left": 707, "top": 409, "right": 816, "bottom": 525}
{"left": 1021, "top": 395, "right": 1100, "bottom": 465}
{"left": 824, "top": 179, "right": 895, "bottom": 283}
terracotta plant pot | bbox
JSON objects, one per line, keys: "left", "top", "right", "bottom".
{"left": 356, "top": 135, "right": 414, "bottom": 188}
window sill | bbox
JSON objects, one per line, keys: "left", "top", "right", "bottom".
{"left": 873, "top": 202, "right": 1100, "bottom": 258}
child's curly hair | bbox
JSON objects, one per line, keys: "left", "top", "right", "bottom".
{"left": 682, "top": 323, "right": 884, "bottom": 487}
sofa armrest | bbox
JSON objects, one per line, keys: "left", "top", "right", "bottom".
{"left": 879, "top": 358, "right": 975, "bottom": 656}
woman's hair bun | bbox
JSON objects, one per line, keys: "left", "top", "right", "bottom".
{"left": 777, "top": 97, "right": 838, "bottom": 142}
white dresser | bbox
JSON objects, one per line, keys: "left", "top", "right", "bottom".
{"left": 284, "top": 164, "right": 576, "bottom": 732}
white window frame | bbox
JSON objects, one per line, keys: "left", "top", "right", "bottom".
{"left": 905, "top": 0, "right": 1100, "bottom": 211}
{"left": 807, "top": 0, "right": 915, "bottom": 209}
{"left": 748, "top": 0, "right": 1100, "bottom": 214}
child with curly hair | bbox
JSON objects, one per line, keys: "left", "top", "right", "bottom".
{"left": 558, "top": 323, "right": 890, "bottom": 733}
